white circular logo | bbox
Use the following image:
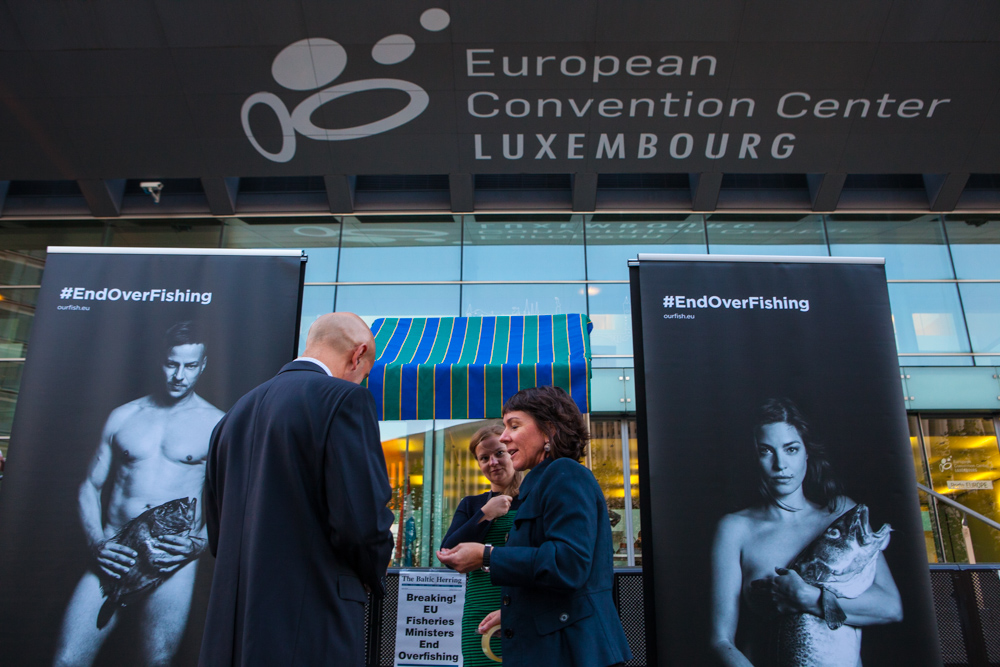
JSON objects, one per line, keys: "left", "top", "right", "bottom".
{"left": 241, "top": 11, "right": 448, "bottom": 163}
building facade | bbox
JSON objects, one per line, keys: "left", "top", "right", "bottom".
{"left": 2, "top": 1, "right": 1000, "bottom": 576}
{"left": 2, "top": 209, "right": 999, "bottom": 568}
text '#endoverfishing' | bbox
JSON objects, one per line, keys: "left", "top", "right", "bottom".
{"left": 663, "top": 294, "right": 809, "bottom": 312}
{"left": 59, "top": 287, "right": 213, "bottom": 305}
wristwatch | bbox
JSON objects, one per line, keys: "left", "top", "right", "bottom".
{"left": 481, "top": 544, "right": 493, "bottom": 572}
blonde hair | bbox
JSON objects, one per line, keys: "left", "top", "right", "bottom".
{"left": 469, "top": 423, "right": 522, "bottom": 498}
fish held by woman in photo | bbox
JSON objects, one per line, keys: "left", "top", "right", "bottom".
{"left": 710, "top": 398, "right": 902, "bottom": 667}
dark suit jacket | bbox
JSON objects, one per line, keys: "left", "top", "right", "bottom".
{"left": 199, "top": 360, "right": 394, "bottom": 667}
{"left": 490, "top": 458, "right": 632, "bottom": 667}
{"left": 441, "top": 491, "right": 524, "bottom": 549}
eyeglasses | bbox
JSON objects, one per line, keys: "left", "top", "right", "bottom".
{"left": 478, "top": 451, "right": 509, "bottom": 464}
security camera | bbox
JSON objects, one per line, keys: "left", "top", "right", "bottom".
{"left": 140, "top": 181, "right": 164, "bottom": 204}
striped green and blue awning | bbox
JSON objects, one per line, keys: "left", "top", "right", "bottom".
{"left": 366, "top": 315, "right": 592, "bottom": 421}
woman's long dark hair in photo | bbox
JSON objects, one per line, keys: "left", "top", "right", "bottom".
{"left": 752, "top": 398, "right": 843, "bottom": 511}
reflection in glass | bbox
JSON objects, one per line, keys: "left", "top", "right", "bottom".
{"left": 298, "top": 286, "right": 336, "bottom": 355}
{"left": 463, "top": 215, "right": 585, "bottom": 281}
{"left": 0, "top": 288, "right": 38, "bottom": 358}
{"left": 888, "top": 284, "right": 970, "bottom": 360}
{"left": 108, "top": 218, "right": 223, "bottom": 248}
{"left": 585, "top": 214, "right": 706, "bottom": 280}
{"left": 706, "top": 214, "right": 827, "bottom": 256}
{"left": 958, "top": 284, "right": 1000, "bottom": 365}
{"left": 908, "top": 415, "right": 942, "bottom": 562}
{"left": 944, "top": 216, "right": 1000, "bottom": 279}
{"left": 381, "top": 421, "right": 431, "bottom": 567}
{"left": 827, "top": 214, "right": 953, "bottom": 279}
{"left": 0, "top": 250, "right": 45, "bottom": 287}
{"left": 336, "top": 285, "right": 459, "bottom": 327}
{"left": 591, "top": 420, "right": 629, "bottom": 567}
{"left": 628, "top": 420, "right": 641, "bottom": 566}
{"left": 920, "top": 417, "right": 1000, "bottom": 563}
{"left": 462, "top": 284, "right": 586, "bottom": 318}
{"left": 221, "top": 218, "right": 341, "bottom": 282}
{"left": 587, "top": 284, "right": 633, "bottom": 357}
{"left": 0, "top": 222, "right": 106, "bottom": 286}
{"left": 339, "top": 216, "right": 461, "bottom": 282}
{"left": 0, "top": 362, "right": 23, "bottom": 437}
{"left": 436, "top": 419, "right": 494, "bottom": 567}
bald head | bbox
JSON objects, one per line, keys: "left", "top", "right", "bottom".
{"left": 303, "top": 312, "right": 376, "bottom": 383}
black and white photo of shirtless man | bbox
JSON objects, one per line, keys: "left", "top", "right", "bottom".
{"left": 53, "top": 321, "right": 224, "bottom": 667}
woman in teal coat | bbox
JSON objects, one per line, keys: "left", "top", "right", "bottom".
{"left": 438, "top": 386, "right": 632, "bottom": 667}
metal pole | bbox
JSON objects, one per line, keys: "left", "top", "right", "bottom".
{"left": 916, "top": 483, "right": 1000, "bottom": 532}
{"left": 621, "top": 419, "right": 636, "bottom": 567}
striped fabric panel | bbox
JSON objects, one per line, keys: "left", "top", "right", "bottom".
{"left": 369, "top": 315, "right": 593, "bottom": 420}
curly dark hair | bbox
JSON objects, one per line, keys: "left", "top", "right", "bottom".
{"left": 753, "top": 398, "right": 842, "bottom": 511}
{"left": 502, "top": 386, "right": 589, "bottom": 462}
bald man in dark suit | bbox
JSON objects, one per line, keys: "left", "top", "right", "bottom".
{"left": 200, "top": 312, "right": 394, "bottom": 666}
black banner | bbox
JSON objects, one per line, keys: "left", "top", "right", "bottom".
{"left": 0, "top": 248, "right": 303, "bottom": 666}
{"left": 630, "top": 255, "right": 941, "bottom": 666}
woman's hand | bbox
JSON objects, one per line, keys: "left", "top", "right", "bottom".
{"left": 481, "top": 495, "right": 512, "bottom": 521}
{"left": 477, "top": 609, "right": 501, "bottom": 634}
{"left": 436, "top": 543, "right": 486, "bottom": 573}
{"left": 768, "top": 567, "right": 822, "bottom": 616}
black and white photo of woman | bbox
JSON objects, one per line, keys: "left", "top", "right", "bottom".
{"left": 709, "top": 398, "right": 903, "bottom": 667}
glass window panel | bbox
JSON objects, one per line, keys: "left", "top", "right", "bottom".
{"left": 221, "top": 217, "right": 341, "bottom": 282}
{"left": 108, "top": 218, "right": 222, "bottom": 248}
{"left": 339, "top": 216, "right": 461, "bottom": 282}
{"left": 462, "top": 284, "right": 586, "bottom": 317}
{"left": 463, "top": 215, "right": 585, "bottom": 281}
{"left": 0, "top": 288, "right": 38, "bottom": 358}
{"left": 920, "top": 416, "right": 1000, "bottom": 563}
{"left": 590, "top": 419, "right": 629, "bottom": 567}
{"left": 706, "top": 214, "right": 827, "bottom": 256}
{"left": 958, "top": 285, "right": 1000, "bottom": 365}
{"left": 0, "top": 222, "right": 106, "bottom": 285}
{"left": 297, "top": 286, "right": 335, "bottom": 355}
{"left": 588, "top": 284, "right": 633, "bottom": 357}
{"left": 435, "top": 419, "right": 495, "bottom": 567}
{"left": 336, "top": 285, "right": 459, "bottom": 327}
{"left": 945, "top": 216, "right": 1000, "bottom": 279}
{"left": 908, "top": 415, "right": 941, "bottom": 563}
{"left": 888, "top": 284, "right": 970, "bottom": 364}
{"left": 827, "top": 214, "right": 953, "bottom": 279}
{"left": 585, "top": 214, "right": 706, "bottom": 280}
{"left": 0, "top": 361, "right": 23, "bottom": 437}
{"left": 381, "top": 421, "right": 432, "bottom": 567}
{"left": 628, "top": 419, "right": 641, "bottom": 566}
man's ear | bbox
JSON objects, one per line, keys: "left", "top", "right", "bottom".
{"left": 351, "top": 343, "right": 369, "bottom": 369}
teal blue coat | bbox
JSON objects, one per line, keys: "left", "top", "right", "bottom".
{"left": 489, "top": 458, "right": 632, "bottom": 667}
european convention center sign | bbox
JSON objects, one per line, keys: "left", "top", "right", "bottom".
{"left": 1, "top": 0, "right": 1000, "bottom": 178}
{"left": 0, "top": 248, "right": 304, "bottom": 666}
{"left": 629, "top": 255, "right": 941, "bottom": 667}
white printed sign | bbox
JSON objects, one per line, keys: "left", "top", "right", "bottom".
{"left": 394, "top": 569, "right": 466, "bottom": 667}
{"left": 946, "top": 479, "right": 994, "bottom": 490}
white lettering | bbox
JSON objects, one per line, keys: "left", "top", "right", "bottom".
{"left": 638, "top": 133, "right": 658, "bottom": 159}
{"left": 467, "top": 49, "right": 494, "bottom": 76}
{"left": 468, "top": 92, "right": 499, "bottom": 118}
{"left": 596, "top": 133, "right": 625, "bottom": 159}
{"left": 670, "top": 133, "right": 693, "bottom": 159}
{"left": 771, "top": 133, "right": 795, "bottom": 159}
{"left": 777, "top": 92, "right": 809, "bottom": 118}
